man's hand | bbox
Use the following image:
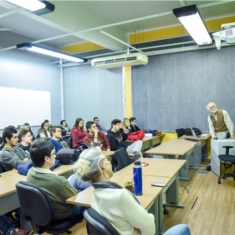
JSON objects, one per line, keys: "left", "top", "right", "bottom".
{"left": 23, "top": 158, "right": 29, "bottom": 162}
{"left": 94, "top": 129, "right": 99, "bottom": 136}
{"left": 126, "top": 147, "right": 132, "bottom": 153}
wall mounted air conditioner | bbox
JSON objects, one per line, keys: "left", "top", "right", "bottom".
{"left": 91, "top": 53, "right": 148, "bottom": 69}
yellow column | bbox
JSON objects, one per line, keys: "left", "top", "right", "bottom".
{"left": 123, "top": 66, "right": 132, "bottom": 117}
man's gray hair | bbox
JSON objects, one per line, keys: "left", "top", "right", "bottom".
{"left": 206, "top": 102, "right": 216, "bottom": 111}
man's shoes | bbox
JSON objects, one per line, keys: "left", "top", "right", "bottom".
{"left": 206, "top": 165, "right": 211, "bottom": 171}
{"left": 129, "top": 151, "right": 141, "bottom": 160}
{"left": 10, "top": 228, "right": 26, "bottom": 235}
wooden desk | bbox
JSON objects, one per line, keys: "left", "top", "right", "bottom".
{"left": 180, "top": 134, "right": 211, "bottom": 165}
{"left": 67, "top": 173, "right": 163, "bottom": 235}
{"left": 145, "top": 139, "right": 197, "bottom": 180}
{"left": 0, "top": 173, "right": 26, "bottom": 215}
{"left": 102, "top": 150, "right": 115, "bottom": 160}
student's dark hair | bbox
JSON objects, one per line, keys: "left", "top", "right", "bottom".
{"left": 30, "top": 140, "right": 54, "bottom": 167}
{"left": 3, "top": 126, "right": 17, "bottom": 143}
{"left": 60, "top": 120, "right": 67, "bottom": 125}
{"left": 86, "top": 121, "right": 95, "bottom": 130}
{"left": 129, "top": 117, "right": 136, "bottom": 122}
{"left": 24, "top": 123, "right": 30, "bottom": 126}
{"left": 41, "top": 120, "right": 49, "bottom": 129}
{"left": 18, "top": 129, "right": 30, "bottom": 141}
{"left": 50, "top": 125, "right": 61, "bottom": 136}
{"left": 93, "top": 117, "right": 98, "bottom": 121}
{"left": 111, "top": 119, "right": 121, "bottom": 127}
{"left": 74, "top": 118, "right": 84, "bottom": 130}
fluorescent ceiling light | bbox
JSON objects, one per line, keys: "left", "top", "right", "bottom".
{"left": 6, "top": 0, "right": 55, "bottom": 15}
{"left": 173, "top": 4, "right": 212, "bottom": 45}
{"left": 17, "top": 43, "right": 85, "bottom": 63}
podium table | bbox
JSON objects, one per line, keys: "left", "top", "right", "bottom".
{"left": 211, "top": 139, "right": 235, "bottom": 176}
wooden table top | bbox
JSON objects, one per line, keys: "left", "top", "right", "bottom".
{"left": 67, "top": 175, "right": 163, "bottom": 210}
{"left": 0, "top": 173, "right": 26, "bottom": 197}
{"left": 145, "top": 139, "right": 197, "bottom": 156}
{"left": 180, "top": 134, "right": 211, "bottom": 141}
{"left": 123, "top": 158, "right": 186, "bottom": 178}
{"left": 102, "top": 151, "right": 115, "bottom": 159}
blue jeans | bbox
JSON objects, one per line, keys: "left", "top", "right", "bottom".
{"left": 0, "top": 215, "right": 15, "bottom": 235}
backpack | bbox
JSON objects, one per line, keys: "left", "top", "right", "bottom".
{"left": 192, "top": 127, "right": 202, "bottom": 136}
{"left": 127, "top": 130, "right": 145, "bottom": 141}
{"left": 56, "top": 148, "right": 80, "bottom": 165}
{"left": 185, "top": 127, "right": 201, "bottom": 136}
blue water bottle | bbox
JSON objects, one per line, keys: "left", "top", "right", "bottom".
{"left": 133, "top": 160, "right": 143, "bottom": 196}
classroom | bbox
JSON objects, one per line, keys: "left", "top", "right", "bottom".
{"left": 0, "top": 1, "right": 235, "bottom": 235}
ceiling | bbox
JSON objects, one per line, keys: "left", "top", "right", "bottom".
{"left": 0, "top": 0, "right": 235, "bottom": 60}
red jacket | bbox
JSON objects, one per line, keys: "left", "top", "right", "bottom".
{"left": 71, "top": 127, "right": 86, "bottom": 148}
{"left": 84, "top": 131, "right": 110, "bottom": 151}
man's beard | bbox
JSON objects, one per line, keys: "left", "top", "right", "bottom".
{"left": 211, "top": 108, "right": 218, "bottom": 114}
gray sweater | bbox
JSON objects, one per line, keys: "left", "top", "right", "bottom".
{"left": 0, "top": 146, "right": 30, "bottom": 171}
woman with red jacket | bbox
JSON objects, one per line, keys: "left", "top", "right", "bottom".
{"left": 71, "top": 118, "right": 86, "bottom": 148}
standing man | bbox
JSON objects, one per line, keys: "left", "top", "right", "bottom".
{"left": 207, "top": 102, "right": 234, "bottom": 139}
{"left": 84, "top": 121, "right": 110, "bottom": 151}
{"left": 0, "top": 126, "right": 30, "bottom": 171}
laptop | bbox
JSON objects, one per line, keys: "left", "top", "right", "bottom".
{"left": 191, "top": 129, "right": 208, "bottom": 138}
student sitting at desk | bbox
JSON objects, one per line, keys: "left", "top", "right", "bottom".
{"left": 122, "top": 118, "right": 131, "bottom": 140}
{"left": 84, "top": 121, "right": 110, "bottom": 151}
{"left": 49, "top": 126, "right": 68, "bottom": 153}
{"left": 71, "top": 118, "right": 86, "bottom": 149}
{"left": 37, "top": 120, "right": 51, "bottom": 138}
{"left": 75, "top": 147, "right": 155, "bottom": 235}
{"left": 23, "top": 123, "right": 35, "bottom": 141}
{"left": 60, "top": 119, "right": 71, "bottom": 136}
{"left": 18, "top": 128, "right": 33, "bottom": 155}
{"left": 0, "top": 126, "right": 30, "bottom": 171}
{"left": 27, "top": 140, "right": 84, "bottom": 221}
{"left": 129, "top": 117, "right": 141, "bottom": 132}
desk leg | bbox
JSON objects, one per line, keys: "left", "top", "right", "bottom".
{"left": 148, "top": 192, "right": 162, "bottom": 235}
{"left": 164, "top": 174, "right": 184, "bottom": 208}
{"left": 188, "top": 142, "right": 203, "bottom": 169}
{"left": 178, "top": 151, "right": 192, "bottom": 181}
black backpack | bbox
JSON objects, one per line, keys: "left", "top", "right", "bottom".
{"left": 56, "top": 148, "right": 80, "bottom": 165}
{"left": 185, "top": 128, "right": 201, "bottom": 136}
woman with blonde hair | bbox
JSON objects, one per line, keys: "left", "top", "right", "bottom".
{"left": 75, "top": 146, "right": 155, "bottom": 235}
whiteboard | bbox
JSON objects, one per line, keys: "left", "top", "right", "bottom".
{"left": 0, "top": 87, "right": 51, "bottom": 129}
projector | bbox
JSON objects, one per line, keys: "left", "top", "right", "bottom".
{"left": 212, "top": 22, "right": 235, "bottom": 50}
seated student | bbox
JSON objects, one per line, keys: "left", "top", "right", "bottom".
{"left": 0, "top": 215, "right": 26, "bottom": 235}
{"left": 23, "top": 123, "right": 35, "bottom": 141}
{"left": 129, "top": 117, "right": 141, "bottom": 132}
{"left": 71, "top": 118, "right": 86, "bottom": 149}
{"left": 60, "top": 119, "right": 71, "bottom": 135}
{"left": 27, "top": 140, "right": 84, "bottom": 221}
{"left": 122, "top": 118, "right": 131, "bottom": 140}
{"left": 107, "top": 119, "right": 142, "bottom": 155}
{"left": 0, "top": 126, "right": 30, "bottom": 171}
{"left": 18, "top": 128, "right": 33, "bottom": 155}
{"left": 37, "top": 120, "right": 51, "bottom": 138}
{"left": 93, "top": 117, "right": 105, "bottom": 131}
{"left": 76, "top": 147, "right": 155, "bottom": 235}
{"left": 49, "top": 126, "right": 68, "bottom": 153}
{"left": 84, "top": 121, "right": 110, "bottom": 151}
{"left": 44, "top": 119, "right": 53, "bottom": 129}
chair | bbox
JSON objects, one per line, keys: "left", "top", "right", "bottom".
{"left": 218, "top": 146, "right": 235, "bottom": 184}
{"left": 175, "top": 128, "right": 185, "bottom": 138}
{"left": 83, "top": 208, "right": 119, "bottom": 235}
{"left": 163, "top": 224, "right": 191, "bottom": 235}
{"left": 115, "top": 147, "right": 133, "bottom": 171}
{"left": 16, "top": 181, "right": 83, "bottom": 234}
{"left": 0, "top": 162, "right": 5, "bottom": 173}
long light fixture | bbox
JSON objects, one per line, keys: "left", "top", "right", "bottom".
{"left": 6, "top": 0, "right": 55, "bottom": 15}
{"left": 17, "top": 43, "right": 85, "bottom": 63}
{"left": 173, "top": 4, "right": 212, "bottom": 45}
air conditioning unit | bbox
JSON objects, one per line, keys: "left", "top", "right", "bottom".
{"left": 91, "top": 53, "right": 148, "bottom": 69}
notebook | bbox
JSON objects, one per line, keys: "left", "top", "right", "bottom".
{"left": 191, "top": 129, "right": 208, "bottom": 138}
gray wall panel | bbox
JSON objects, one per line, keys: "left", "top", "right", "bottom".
{"left": 0, "top": 50, "right": 60, "bottom": 130}
{"left": 132, "top": 47, "right": 235, "bottom": 132}
{"left": 63, "top": 65, "right": 124, "bottom": 130}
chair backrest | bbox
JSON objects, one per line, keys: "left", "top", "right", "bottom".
{"left": 0, "top": 161, "right": 5, "bottom": 173}
{"left": 16, "top": 181, "right": 53, "bottom": 226}
{"left": 175, "top": 128, "right": 186, "bottom": 138}
{"left": 115, "top": 147, "right": 132, "bottom": 171}
{"left": 84, "top": 208, "right": 119, "bottom": 235}
{"left": 163, "top": 224, "right": 191, "bottom": 235}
